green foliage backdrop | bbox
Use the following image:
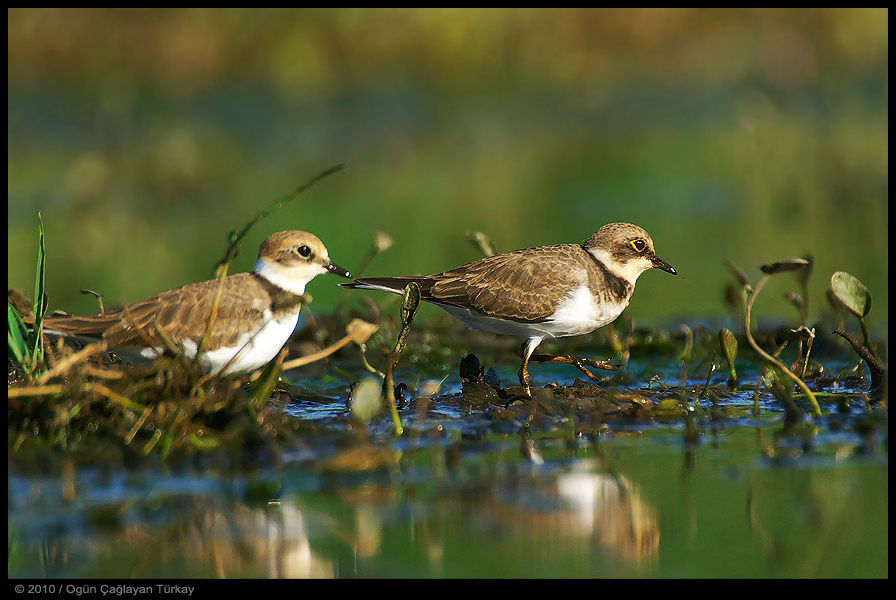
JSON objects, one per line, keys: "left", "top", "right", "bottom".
{"left": 8, "top": 8, "right": 888, "bottom": 324}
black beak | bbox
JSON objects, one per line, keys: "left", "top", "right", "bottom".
{"left": 651, "top": 254, "right": 677, "bottom": 275}
{"left": 326, "top": 262, "right": 352, "bottom": 278}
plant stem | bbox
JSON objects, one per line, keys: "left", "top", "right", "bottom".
{"left": 744, "top": 274, "right": 822, "bottom": 417}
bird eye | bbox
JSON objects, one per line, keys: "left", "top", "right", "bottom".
{"left": 295, "top": 245, "right": 312, "bottom": 258}
{"left": 631, "top": 239, "right": 647, "bottom": 253}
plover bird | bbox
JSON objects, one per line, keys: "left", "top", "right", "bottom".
{"left": 40, "top": 230, "right": 351, "bottom": 375}
{"left": 342, "top": 222, "right": 676, "bottom": 395}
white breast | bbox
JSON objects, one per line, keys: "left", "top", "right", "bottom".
{"left": 138, "top": 309, "right": 300, "bottom": 375}
{"left": 434, "top": 282, "right": 627, "bottom": 343}
{"left": 548, "top": 284, "right": 627, "bottom": 337}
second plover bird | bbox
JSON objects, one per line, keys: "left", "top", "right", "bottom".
{"left": 342, "top": 222, "right": 676, "bottom": 395}
{"left": 41, "top": 230, "right": 351, "bottom": 375}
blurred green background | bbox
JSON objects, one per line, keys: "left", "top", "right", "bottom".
{"left": 8, "top": 8, "right": 888, "bottom": 327}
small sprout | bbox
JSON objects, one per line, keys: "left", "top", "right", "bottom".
{"left": 399, "top": 280, "right": 420, "bottom": 326}
{"left": 8, "top": 303, "right": 30, "bottom": 367}
{"left": 9, "top": 214, "right": 47, "bottom": 377}
{"left": 830, "top": 271, "right": 881, "bottom": 368}
{"left": 830, "top": 271, "right": 871, "bottom": 319}
{"left": 718, "top": 328, "right": 738, "bottom": 388}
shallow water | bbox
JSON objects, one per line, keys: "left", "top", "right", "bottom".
{"left": 8, "top": 404, "right": 887, "bottom": 579}
{"left": 10, "top": 319, "right": 887, "bottom": 579}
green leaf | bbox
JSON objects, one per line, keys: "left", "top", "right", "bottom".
{"left": 31, "top": 213, "right": 47, "bottom": 363}
{"left": 400, "top": 281, "right": 421, "bottom": 325}
{"left": 830, "top": 271, "right": 872, "bottom": 318}
{"left": 8, "top": 302, "right": 29, "bottom": 365}
{"left": 718, "top": 328, "right": 738, "bottom": 371}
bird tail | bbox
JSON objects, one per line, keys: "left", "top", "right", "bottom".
{"left": 340, "top": 276, "right": 433, "bottom": 295}
{"left": 41, "top": 312, "right": 122, "bottom": 337}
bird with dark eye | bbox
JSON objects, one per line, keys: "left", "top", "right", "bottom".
{"left": 295, "top": 245, "right": 312, "bottom": 258}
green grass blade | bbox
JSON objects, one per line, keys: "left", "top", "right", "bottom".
{"left": 31, "top": 213, "right": 47, "bottom": 363}
{"left": 8, "top": 302, "right": 29, "bottom": 365}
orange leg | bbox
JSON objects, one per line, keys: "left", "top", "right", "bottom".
{"left": 517, "top": 351, "right": 533, "bottom": 396}
{"left": 516, "top": 338, "right": 617, "bottom": 396}
{"left": 528, "top": 353, "right": 618, "bottom": 382}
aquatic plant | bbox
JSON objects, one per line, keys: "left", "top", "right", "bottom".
{"left": 382, "top": 282, "right": 421, "bottom": 436}
{"left": 741, "top": 257, "right": 822, "bottom": 417}
{"left": 8, "top": 213, "right": 47, "bottom": 379}
{"left": 718, "top": 327, "right": 738, "bottom": 389}
{"left": 829, "top": 271, "right": 886, "bottom": 393}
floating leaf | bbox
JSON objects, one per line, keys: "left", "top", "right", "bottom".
{"left": 760, "top": 257, "right": 810, "bottom": 275}
{"left": 830, "top": 271, "right": 872, "bottom": 318}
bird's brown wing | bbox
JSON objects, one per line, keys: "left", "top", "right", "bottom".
{"left": 429, "top": 244, "right": 589, "bottom": 322}
{"left": 44, "top": 274, "right": 280, "bottom": 351}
